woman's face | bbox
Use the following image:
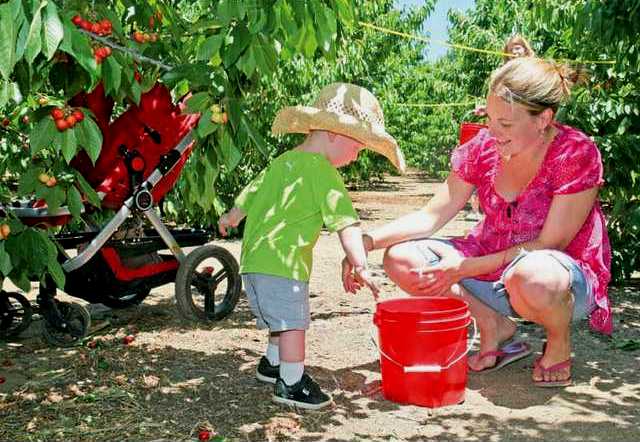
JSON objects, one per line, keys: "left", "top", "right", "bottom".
{"left": 486, "top": 93, "right": 545, "bottom": 159}
{"left": 509, "top": 43, "right": 527, "bottom": 57}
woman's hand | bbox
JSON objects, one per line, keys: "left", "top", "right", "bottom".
{"left": 410, "top": 248, "right": 465, "bottom": 296}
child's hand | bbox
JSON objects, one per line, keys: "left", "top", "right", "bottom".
{"left": 342, "top": 257, "right": 379, "bottom": 300}
{"left": 218, "top": 207, "right": 245, "bottom": 236}
{"left": 218, "top": 213, "right": 235, "bottom": 236}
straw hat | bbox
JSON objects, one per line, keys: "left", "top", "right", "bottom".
{"left": 271, "top": 83, "right": 406, "bottom": 173}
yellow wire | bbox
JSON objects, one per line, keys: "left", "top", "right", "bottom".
{"left": 394, "top": 101, "right": 477, "bottom": 108}
{"left": 359, "top": 21, "right": 616, "bottom": 65}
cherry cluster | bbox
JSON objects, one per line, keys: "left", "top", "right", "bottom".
{"left": 132, "top": 31, "right": 159, "bottom": 44}
{"left": 94, "top": 46, "right": 113, "bottom": 64}
{"left": 50, "top": 107, "right": 84, "bottom": 131}
{"left": 72, "top": 15, "right": 113, "bottom": 36}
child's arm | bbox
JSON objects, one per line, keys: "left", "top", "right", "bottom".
{"left": 338, "top": 224, "right": 379, "bottom": 299}
{"left": 218, "top": 207, "right": 246, "bottom": 236}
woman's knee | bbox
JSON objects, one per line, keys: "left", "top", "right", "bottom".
{"left": 383, "top": 242, "right": 424, "bottom": 291}
{"left": 503, "top": 251, "right": 570, "bottom": 310}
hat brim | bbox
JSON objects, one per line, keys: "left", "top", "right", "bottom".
{"left": 271, "top": 105, "right": 406, "bottom": 173}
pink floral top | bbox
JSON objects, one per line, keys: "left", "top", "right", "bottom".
{"left": 449, "top": 123, "right": 612, "bottom": 334}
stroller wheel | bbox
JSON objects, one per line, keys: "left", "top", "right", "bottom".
{"left": 175, "top": 245, "right": 241, "bottom": 321}
{"left": 41, "top": 302, "right": 91, "bottom": 347}
{"left": 0, "top": 292, "right": 33, "bottom": 339}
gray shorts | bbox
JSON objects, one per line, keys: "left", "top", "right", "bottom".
{"left": 241, "top": 273, "right": 310, "bottom": 332}
{"left": 415, "top": 240, "right": 596, "bottom": 321}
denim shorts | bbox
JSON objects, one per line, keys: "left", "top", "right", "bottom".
{"left": 415, "top": 240, "right": 596, "bottom": 321}
{"left": 242, "top": 273, "right": 310, "bottom": 332}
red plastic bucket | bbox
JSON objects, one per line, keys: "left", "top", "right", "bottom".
{"left": 459, "top": 122, "right": 487, "bottom": 145}
{"left": 373, "top": 297, "right": 475, "bottom": 408}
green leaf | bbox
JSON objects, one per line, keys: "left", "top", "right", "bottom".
{"left": 9, "top": 271, "right": 31, "bottom": 292}
{"left": 186, "top": 92, "right": 211, "bottom": 114}
{"left": 60, "top": 22, "right": 98, "bottom": 86}
{"left": 17, "top": 167, "right": 42, "bottom": 195}
{"left": 5, "top": 229, "right": 49, "bottom": 274}
{"left": 331, "top": 0, "right": 355, "bottom": 26}
{"left": 30, "top": 117, "right": 57, "bottom": 155}
{"left": 196, "top": 34, "right": 224, "bottom": 62}
{"left": 75, "top": 117, "right": 103, "bottom": 164}
{"left": 223, "top": 23, "right": 251, "bottom": 68}
{"left": 0, "top": 242, "right": 13, "bottom": 277}
{"left": 73, "top": 171, "right": 101, "bottom": 207}
{"left": 0, "top": 79, "right": 9, "bottom": 107}
{"left": 102, "top": 56, "right": 122, "bottom": 96}
{"left": 162, "top": 63, "right": 212, "bottom": 89}
{"left": 220, "top": 130, "right": 242, "bottom": 171}
{"left": 47, "top": 257, "right": 65, "bottom": 289}
{"left": 0, "top": 3, "right": 18, "bottom": 80}
{"left": 24, "top": 1, "right": 46, "bottom": 65}
{"left": 237, "top": 42, "right": 257, "bottom": 77}
{"left": 67, "top": 185, "right": 83, "bottom": 219}
{"left": 41, "top": 1, "right": 63, "bottom": 60}
{"left": 129, "top": 79, "right": 142, "bottom": 105}
{"left": 36, "top": 184, "right": 66, "bottom": 215}
{"left": 197, "top": 110, "right": 217, "bottom": 137}
{"left": 217, "top": 0, "right": 245, "bottom": 25}
{"left": 255, "top": 34, "right": 278, "bottom": 74}
{"left": 60, "top": 128, "right": 78, "bottom": 164}
{"left": 240, "top": 114, "right": 269, "bottom": 159}
{"left": 301, "top": 13, "right": 318, "bottom": 57}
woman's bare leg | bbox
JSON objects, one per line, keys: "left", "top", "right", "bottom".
{"left": 503, "top": 252, "right": 573, "bottom": 383}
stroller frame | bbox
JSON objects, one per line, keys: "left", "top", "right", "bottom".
{"left": 1, "top": 86, "right": 242, "bottom": 346}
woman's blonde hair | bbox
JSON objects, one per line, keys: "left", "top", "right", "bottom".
{"left": 489, "top": 57, "right": 587, "bottom": 114}
{"left": 502, "top": 34, "right": 535, "bottom": 63}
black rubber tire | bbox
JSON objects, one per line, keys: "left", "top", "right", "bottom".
{"left": 0, "top": 292, "right": 33, "bottom": 338}
{"left": 175, "top": 245, "right": 241, "bottom": 321}
{"left": 99, "top": 289, "right": 151, "bottom": 309}
{"left": 41, "top": 302, "right": 91, "bottom": 347}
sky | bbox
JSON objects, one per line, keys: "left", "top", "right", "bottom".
{"left": 395, "top": 0, "right": 476, "bottom": 60}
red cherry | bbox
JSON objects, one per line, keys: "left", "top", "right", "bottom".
{"left": 22, "top": 115, "right": 30, "bottom": 124}
{"left": 103, "top": 46, "right": 112, "bottom": 57}
{"left": 80, "top": 20, "right": 92, "bottom": 31}
{"left": 72, "top": 15, "right": 82, "bottom": 26}
{"left": 1, "top": 118, "right": 9, "bottom": 127}
{"left": 122, "top": 335, "right": 135, "bottom": 345}
{"left": 0, "top": 376, "right": 5, "bottom": 384}
{"left": 55, "top": 119, "right": 69, "bottom": 131}
{"left": 73, "top": 110, "right": 84, "bottom": 122}
{"left": 65, "top": 115, "right": 77, "bottom": 128}
{"left": 90, "top": 23, "right": 101, "bottom": 34}
{"left": 198, "top": 430, "right": 211, "bottom": 441}
{"left": 133, "top": 32, "right": 146, "bottom": 43}
{"left": 134, "top": 71, "right": 142, "bottom": 82}
{"left": 50, "top": 108, "right": 64, "bottom": 120}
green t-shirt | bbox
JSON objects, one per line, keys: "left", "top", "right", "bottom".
{"left": 235, "top": 150, "right": 358, "bottom": 282}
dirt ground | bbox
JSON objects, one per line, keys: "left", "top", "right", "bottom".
{"left": 1, "top": 170, "right": 639, "bottom": 442}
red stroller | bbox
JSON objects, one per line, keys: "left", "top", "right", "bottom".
{"left": 0, "top": 84, "right": 241, "bottom": 346}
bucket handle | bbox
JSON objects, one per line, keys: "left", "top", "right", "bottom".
{"left": 371, "top": 317, "right": 478, "bottom": 373}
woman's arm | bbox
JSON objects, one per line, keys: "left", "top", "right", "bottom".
{"left": 366, "top": 172, "right": 474, "bottom": 251}
{"left": 458, "top": 187, "right": 599, "bottom": 278}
